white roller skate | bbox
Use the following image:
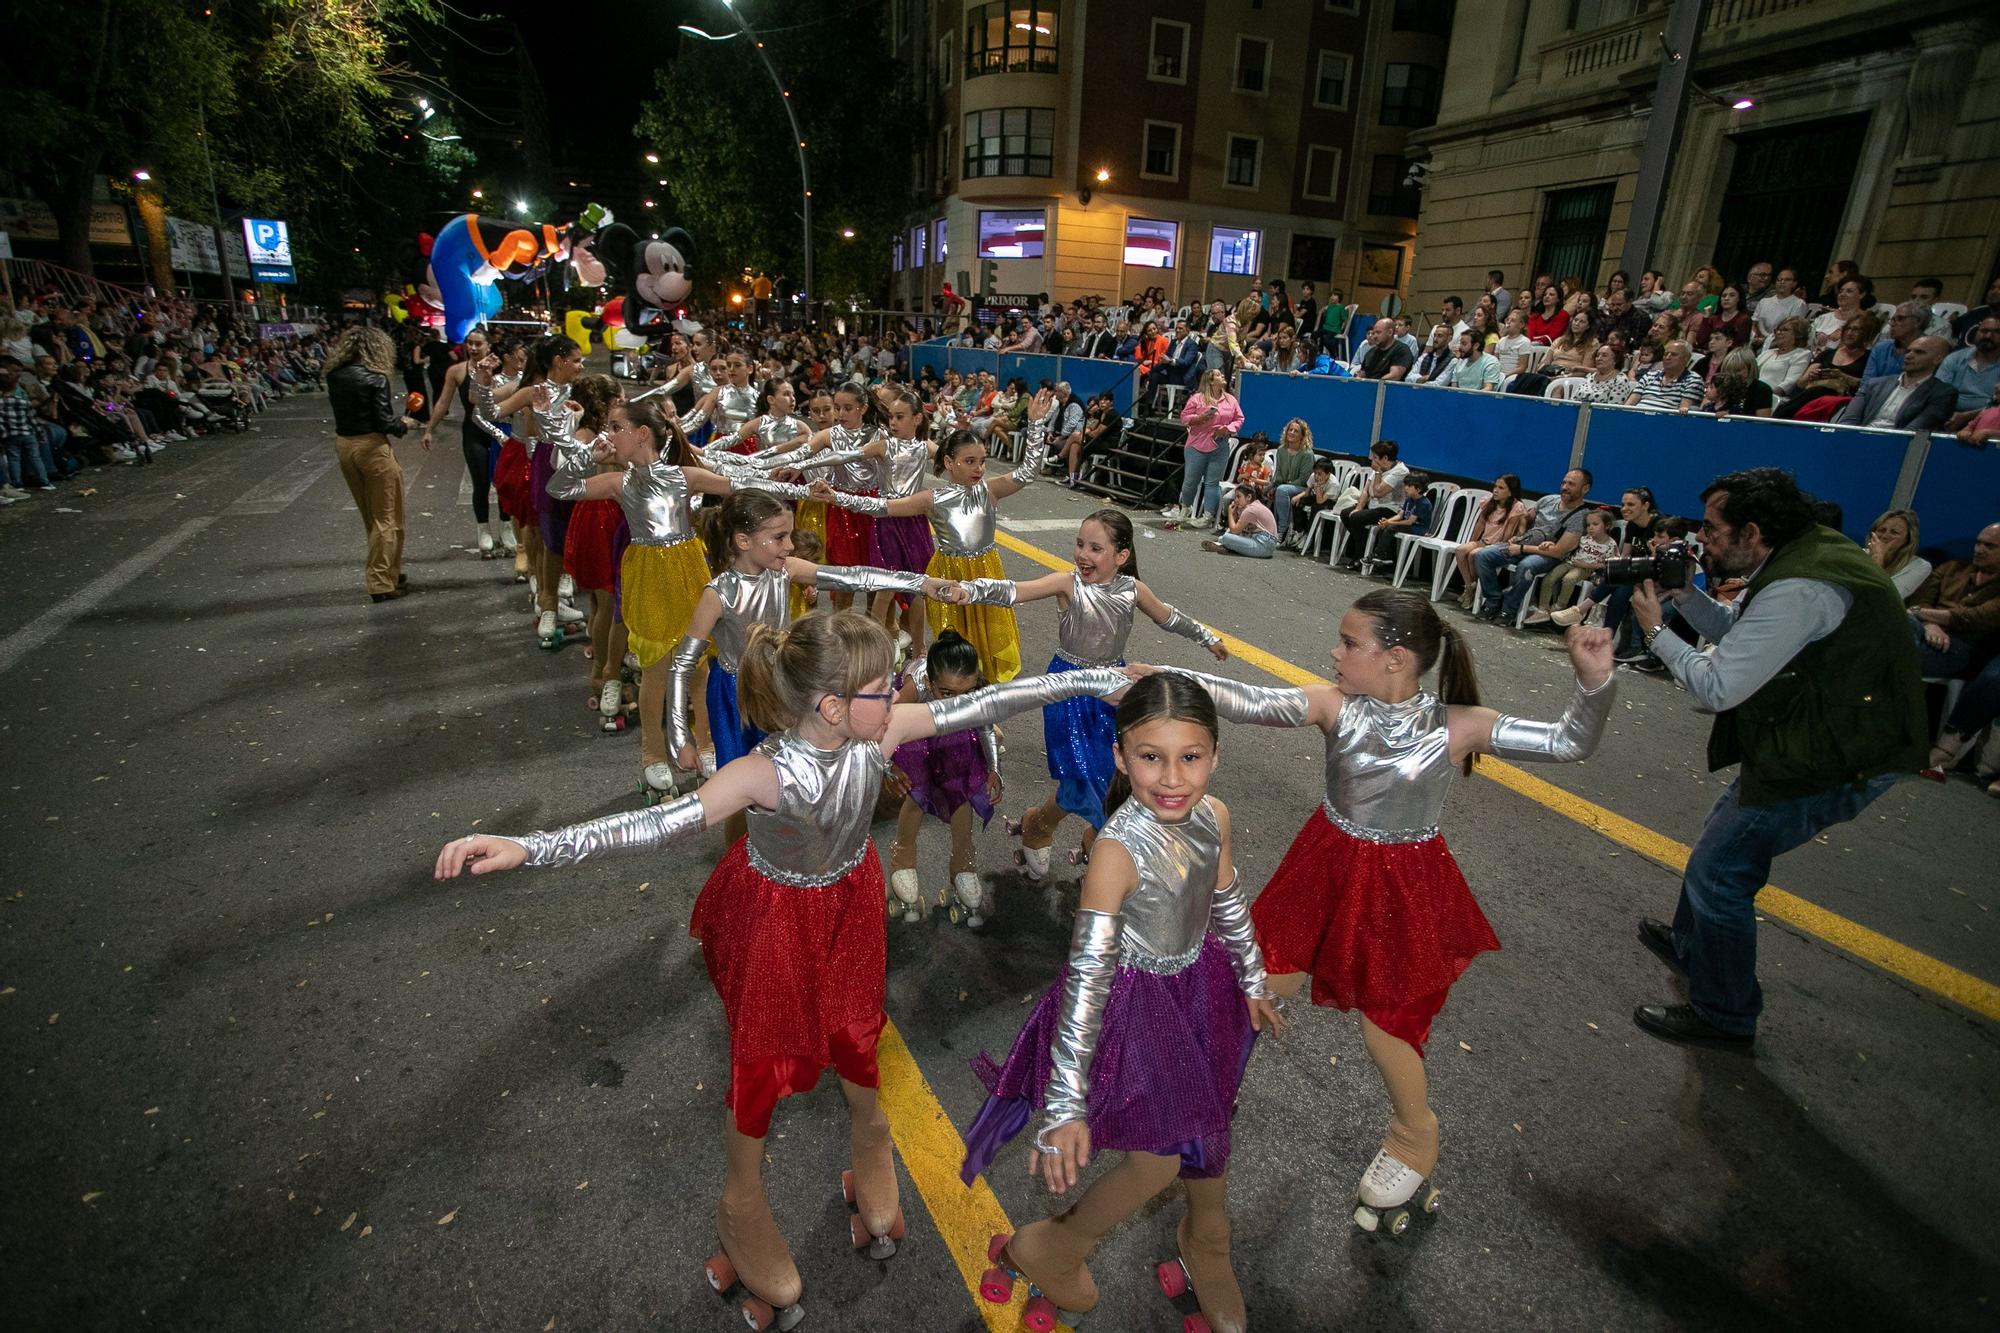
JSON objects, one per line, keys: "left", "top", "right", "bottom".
{"left": 1012, "top": 843, "right": 1051, "bottom": 882}
{"left": 699, "top": 748, "right": 718, "bottom": 780}
{"left": 945, "top": 871, "right": 991, "bottom": 928}
{"left": 599, "top": 680, "right": 627, "bottom": 732}
{"left": 558, "top": 573, "right": 576, "bottom": 604}
{"left": 536, "top": 609, "right": 560, "bottom": 649}
{"left": 555, "top": 601, "right": 587, "bottom": 627}
{"left": 887, "top": 868, "right": 926, "bottom": 924}
{"left": 475, "top": 522, "right": 496, "bottom": 558}
{"left": 1352, "top": 1149, "right": 1440, "bottom": 1237}
{"left": 639, "top": 762, "right": 680, "bottom": 805}
{"left": 526, "top": 573, "right": 540, "bottom": 612}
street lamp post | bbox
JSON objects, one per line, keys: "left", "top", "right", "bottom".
{"left": 684, "top": 1, "right": 813, "bottom": 323}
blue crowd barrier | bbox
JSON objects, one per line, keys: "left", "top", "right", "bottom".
{"left": 1233, "top": 371, "right": 1983, "bottom": 552}
{"left": 1910, "top": 435, "right": 2000, "bottom": 561}
{"left": 1056, "top": 356, "right": 1140, "bottom": 415}
{"left": 902, "top": 344, "right": 1141, "bottom": 416}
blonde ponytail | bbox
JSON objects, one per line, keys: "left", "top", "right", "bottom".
{"left": 734, "top": 612, "right": 896, "bottom": 734}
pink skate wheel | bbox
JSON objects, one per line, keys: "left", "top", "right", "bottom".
{"left": 1184, "top": 1315, "right": 1212, "bottom": 1333}
{"left": 703, "top": 1253, "right": 737, "bottom": 1293}
{"left": 978, "top": 1265, "right": 1014, "bottom": 1304}
{"left": 841, "top": 1168, "right": 855, "bottom": 1203}
{"left": 987, "top": 1233, "right": 1012, "bottom": 1263}
{"left": 887, "top": 1210, "right": 906, "bottom": 1241}
{"left": 1022, "top": 1295, "right": 1059, "bottom": 1332}
{"left": 1155, "top": 1258, "right": 1189, "bottom": 1298}
{"left": 849, "top": 1214, "right": 870, "bottom": 1249}
{"left": 741, "top": 1295, "right": 776, "bottom": 1329}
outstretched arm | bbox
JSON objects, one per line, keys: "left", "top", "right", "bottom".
{"left": 959, "top": 568, "right": 1072, "bottom": 608}
{"left": 1449, "top": 627, "right": 1615, "bottom": 765}
{"left": 810, "top": 480, "right": 934, "bottom": 519}
{"left": 1133, "top": 580, "right": 1227, "bottom": 661}
{"left": 986, "top": 416, "right": 1051, "bottom": 500}
{"left": 883, "top": 666, "right": 1129, "bottom": 750}
{"left": 1141, "top": 665, "right": 1338, "bottom": 730}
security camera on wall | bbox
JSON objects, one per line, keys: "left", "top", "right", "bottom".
{"left": 1403, "top": 162, "right": 1431, "bottom": 190}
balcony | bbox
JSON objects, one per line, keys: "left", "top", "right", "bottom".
{"left": 1537, "top": 0, "right": 1845, "bottom": 86}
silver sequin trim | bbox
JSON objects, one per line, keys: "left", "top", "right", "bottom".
{"left": 947, "top": 540, "right": 997, "bottom": 557}
{"left": 1322, "top": 800, "right": 1439, "bottom": 846}
{"left": 1053, "top": 650, "right": 1122, "bottom": 670}
{"left": 747, "top": 840, "right": 868, "bottom": 888}
{"left": 1121, "top": 942, "right": 1202, "bottom": 976}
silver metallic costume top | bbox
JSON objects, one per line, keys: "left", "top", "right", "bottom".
{"left": 470, "top": 369, "right": 513, "bottom": 443}
{"left": 705, "top": 566, "right": 793, "bottom": 674}
{"left": 744, "top": 734, "right": 889, "bottom": 886}
{"left": 544, "top": 430, "right": 602, "bottom": 503}
{"left": 715, "top": 382, "right": 757, "bottom": 434}
{"left": 1039, "top": 795, "right": 1269, "bottom": 1133}
{"left": 529, "top": 380, "right": 576, "bottom": 457}
{"left": 753, "top": 414, "right": 811, "bottom": 454}
{"left": 829, "top": 425, "right": 886, "bottom": 494}
{"left": 880, "top": 433, "right": 931, "bottom": 499}
{"left": 903, "top": 658, "right": 1001, "bottom": 776}
{"left": 692, "top": 360, "right": 719, "bottom": 398}
{"left": 1057, "top": 572, "right": 1139, "bottom": 666}
{"left": 615, "top": 459, "right": 698, "bottom": 545}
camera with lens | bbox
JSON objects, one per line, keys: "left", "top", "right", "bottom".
{"left": 1602, "top": 540, "right": 1695, "bottom": 590}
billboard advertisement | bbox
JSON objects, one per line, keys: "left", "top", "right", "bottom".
{"left": 166, "top": 218, "right": 223, "bottom": 275}
{"left": 242, "top": 217, "right": 296, "bottom": 284}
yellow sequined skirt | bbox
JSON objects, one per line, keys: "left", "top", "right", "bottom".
{"left": 622, "top": 537, "right": 710, "bottom": 667}
{"left": 926, "top": 548, "right": 1020, "bottom": 682}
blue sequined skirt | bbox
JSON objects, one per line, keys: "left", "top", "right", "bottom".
{"left": 1043, "top": 653, "right": 1119, "bottom": 829}
{"left": 707, "top": 663, "right": 768, "bottom": 767}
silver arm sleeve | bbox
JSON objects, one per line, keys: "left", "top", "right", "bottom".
{"left": 1207, "top": 871, "right": 1269, "bottom": 999}
{"left": 679, "top": 402, "right": 711, "bottom": 431}
{"left": 1158, "top": 605, "right": 1221, "bottom": 649}
{"left": 745, "top": 444, "right": 814, "bottom": 470}
{"left": 733, "top": 475, "right": 811, "bottom": 501}
{"left": 961, "top": 577, "right": 1018, "bottom": 607}
{"left": 825, "top": 489, "right": 890, "bottom": 516}
{"left": 787, "top": 444, "right": 871, "bottom": 474}
{"left": 506, "top": 792, "right": 707, "bottom": 868}
{"left": 1038, "top": 908, "right": 1120, "bottom": 1136}
{"left": 546, "top": 448, "right": 593, "bottom": 501}
{"left": 979, "top": 725, "right": 1002, "bottom": 777}
{"left": 667, "top": 635, "right": 708, "bottom": 759}
{"left": 1161, "top": 668, "right": 1311, "bottom": 727}
{"left": 1487, "top": 675, "right": 1616, "bottom": 764}
{"left": 927, "top": 667, "right": 1127, "bottom": 734}
{"left": 1008, "top": 419, "right": 1051, "bottom": 487}
{"left": 812, "top": 564, "right": 927, "bottom": 596}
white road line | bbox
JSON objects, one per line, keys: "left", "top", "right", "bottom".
{"left": 997, "top": 517, "right": 1087, "bottom": 532}
{"left": 225, "top": 455, "right": 335, "bottom": 515}
{"left": 0, "top": 517, "right": 216, "bottom": 677}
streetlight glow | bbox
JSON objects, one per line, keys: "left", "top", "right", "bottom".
{"left": 840, "top": 228, "right": 855, "bottom": 239}
{"left": 132, "top": 169, "right": 152, "bottom": 182}
{"left": 514, "top": 200, "right": 530, "bottom": 216}
{"left": 645, "top": 152, "right": 660, "bottom": 164}
{"left": 472, "top": 188, "right": 484, "bottom": 198}
{"left": 1094, "top": 167, "right": 1110, "bottom": 183}
{"left": 1731, "top": 97, "right": 1756, "bottom": 110}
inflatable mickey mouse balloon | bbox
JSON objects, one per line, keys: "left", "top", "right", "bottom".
{"left": 589, "top": 222, "right": 695, "bottom": 338}
{"left": 426, "top": 203, "right": 616, "bottom": 345}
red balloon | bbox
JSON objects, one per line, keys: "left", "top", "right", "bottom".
{"left": 405, "top": 391, "right": 425, "bottom": 413}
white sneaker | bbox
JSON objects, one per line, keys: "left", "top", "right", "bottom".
{"left": 1521, "top": 609, "right": 1553, "bottom": 626}
{"left": 144, "top": 439, "right": 166, "bottom": 452}
{"left": 110, "top": 446, "right": 137, "bottom": 462}
{"left": 0, "top": 492, "right": 15, "bottom": 505}
{"left": 0, "top": 485, "right": 26, "bottom": 499}
{"left": 1549, "top": 602, "right": 1589, "bottom": 628}
{"left": 555, "top": 602, "right": 587, "bottom": 626}
{"left": 1160, "top": 504, "right": 1185, "bottom": 522}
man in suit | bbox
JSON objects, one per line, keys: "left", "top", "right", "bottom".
{"left": 1072, "top": 313, "right": 1114, "bottom": 360}
{"left": 1139, "top": 318, "right": 1203, "bottom": 413}
{"left": 1835, "top": 336, "right": 1957, "bottom": 431}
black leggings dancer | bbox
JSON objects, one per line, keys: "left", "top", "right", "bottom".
{"left": 462, "top": 417, "right": 507, "bottom": 525}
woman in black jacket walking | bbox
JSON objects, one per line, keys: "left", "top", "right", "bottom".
{"left": 327, "top": 327, "right": 418, "bottom": 602}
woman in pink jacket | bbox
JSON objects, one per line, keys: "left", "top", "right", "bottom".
{"left": 1162, "top": 368, "right": 1243, "bottom": 525}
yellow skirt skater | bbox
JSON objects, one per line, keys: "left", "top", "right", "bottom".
{"left": 622, "top": 537, "right": 711, "bottom": 667}
{"left": 926, "top": 548, "right": 1020, "bottom": 682}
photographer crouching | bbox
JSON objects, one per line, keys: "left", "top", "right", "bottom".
{"left": 1624, "top": 467, "right": 1927, "bottom": 1047}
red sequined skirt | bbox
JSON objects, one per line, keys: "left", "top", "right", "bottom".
{"left": 689, "top": 839, "right": 888, "bottom": 1128}
{"left": 1251, "top": 807, "right": 1498, "bottom": 1055}
{"left": 826, "top": 493, "right": 877, "bottom": 566}
{"left": 562, "top": 497, "right": 622, "bottom": 590}
{"left": 493, "top": 437, "right": 533, "bottom": 524}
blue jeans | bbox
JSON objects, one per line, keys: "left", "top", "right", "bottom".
{"left": 1474, "top": 545, "right": 1559, "bottom": 616}
{"left": 1272, "top": 483, "right": 1305, "bottom": 533}
{"left": 1670, "top": 773, "right": 1898, "bottom": 1034}
{"left": 1943, "top": 654, "right": 2000, "bottom": 737}
{"left": 3, "top": 433, "right": 51, "bottom": 488}
{"left": 1177, "top": 444, "right": 1230, "bottom": 515}
{"left": 1217, "top": 529, "right": 1277, "bottom": 558}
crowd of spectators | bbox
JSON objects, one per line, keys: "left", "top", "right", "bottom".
{"left": 0, "top": 288, "right": 324, "bottom": 506}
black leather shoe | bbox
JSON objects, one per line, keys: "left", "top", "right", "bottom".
{"left": 1633, "top": 1004, "right": 1752, "bottom": 1047}
{"left": 1638, "top": 918, "right": 1685, "bottom": 975}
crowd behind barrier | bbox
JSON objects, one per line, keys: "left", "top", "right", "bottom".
{"left": 1234, "top": 370, "right": 1992, "bottom": 558}
{"left": 908, "top": 341, "right": 1140, "bottom": 416}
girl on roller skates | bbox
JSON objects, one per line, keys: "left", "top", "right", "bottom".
{"left": 494, "top": 335, "right": 589, "bottom": 644}
{"left": 1157, "top": 588, "right": 1614, "bottom": 1238}
{"left": 548, "top": 399, "right": 796, "bottom": 803}
{"left": 548, "top": 374, "right": 632, "bottom": 731}
{"left": 960, "top": 672, "right": 1281, "bottom": 1333}
{"left": 416, "top": 328, "right": 512, "bottom": 562}
{"left": 884, "top": 629, "right": 1001, "bottom": 927}
{"left": 434, "top": 613, "right": 1130, "bottom": 1333}
{"left": 481, "top": 337, "right": 531, "bottom": 581}
{"left": 668, "top": 490, "right": 963, "bottom": 838}
{"left": 958, "top": 508, "right": 1227, "bottom": 879}
{"left": 814, "top": 397, "right": 1057, "bottom": 683}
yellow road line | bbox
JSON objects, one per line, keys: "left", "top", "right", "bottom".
{"left": 994, "top": 530, "right": 2000, "bottom": 1023}
{"left": 876, "top": 1020, "right": 1021, "bottom": 1331}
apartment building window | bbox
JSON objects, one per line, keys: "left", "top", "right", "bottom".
{"left": 1141, "top": 121, "right": 1182, "bottom": 181}
{"left": 1379, "top": 64, "right": 1440, "bottom": 128}
{"left": 938, "top": 34, "right": 953, "bottom": 89}
{"left": 1302, "top": 145, "right": 1342, "bottom": 202}
{"left": 978, "top": 209, "right": 1045, "bottom": 258}
{"left": 1209, "top": 226, "right": 1261, "bottom": 277}
{"left": 1368, "top": 154, "right": 1422, "bottom": 217}
{"left": 1392, "top": 0, "right": 1456, "bottom": 37}
{"left": 934, "top": 218, "right": 949, "bottom": 260}
{"left": 1234, "top": 36, "right": 1270, "bottom": 94}
{"left": 1225, "top": 135, "right": 1262, "bottom": 189}
{"left": 966, "top": 4, "right": 1059, "bottom": 78}
{"left": 912, "top": 224, "right": 927, "bottom": 269}
{"left": 892, "top": 236, "right": 905, "bottom": 271}
{"left": 963, "top": 107, "right": 1055, "bottom": 178}
{"left": 1124, "top": 217, "right": 1179, "bottom": 269}
{"left": 1314, "top": 51, "right": 1351, "bottom": 110}
{"left": 1325, "top": 0, "right": 1360, "bottom": 11}
{"left": 1149, "top": 19, "right": 1190, "bottom": 83}
{"left": 937, "top": 125, "right": 953, "bottom": 187}
{"left": 1533, "top": 185, "right": 1615, "bottom": 293}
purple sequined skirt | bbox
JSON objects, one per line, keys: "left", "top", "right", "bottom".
{"left": 871, "top": 512, "right": 937, "bottom": 576}
{"left": 959, "top": 933, "right": 1256, "bottom": 1182}
{"left": 530, "top": 444, "right": 573, "bottom": 553}
{"left": 891, "top": 728, "right": 993, "bottom": 824}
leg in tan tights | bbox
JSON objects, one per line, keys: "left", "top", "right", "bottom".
{"left": 947, "top": 803, "right": 976, "bottom": 878}
{"left": 536, "top": 543, "right": 563, "bottom": 614}
{"left": 1019, "top": 791, "right": 1097, "bottom": 859}
{"left": 841, "top": 1077, "right": 902, "bottom": 1248}
{"left": 1005, "top": 1150, "right": 1181, "bottom": 1317}
{"left": 587, "top": 593, "right": 614, "bottom": 692}
{"left": 717, "top": 1117, "right": 804, "bottom": 1312}
{"left": 891, "top": 800, "right": 925, "bottom": 874}
{"left": 1363, "top": 1014, "right": 1439, "bottom": 1179}
{"left": 638, "top": 660, "right": 670, "bottom": 769}
{"left": 1178, "top": 1173, "right": 1247, "bottom": 1333}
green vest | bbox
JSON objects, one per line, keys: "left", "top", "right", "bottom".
{"left": 1706, "top": 526, "right": 1928, "bottom": 805}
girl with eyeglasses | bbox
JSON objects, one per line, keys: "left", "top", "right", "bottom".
{"left": 433, "top": 612, "right": 1130, "bottom": 1332}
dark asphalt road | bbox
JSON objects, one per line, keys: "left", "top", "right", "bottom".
{"left": 2, "top": 397, "right": 1996, "bottom": 1332}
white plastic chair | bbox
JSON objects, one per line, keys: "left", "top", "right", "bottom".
{"left": 1395, "top": 488, "right": 1489, "bottom": 598}
{"left": 1358, "top": 480, "right": 1457, "bottom": 575}
{"left": 1517, "top": 345, "right": 1552, "bottom": 374}
{"left": 1299, "top": 461, "right": 1364, "bottom": 557}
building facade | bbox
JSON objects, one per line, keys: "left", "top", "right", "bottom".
{"left": 1404, "top": 1, "right": 1999, "bottom": 318}
{"left": 887, "top": 1, "right": 1456, "bottom": 313}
